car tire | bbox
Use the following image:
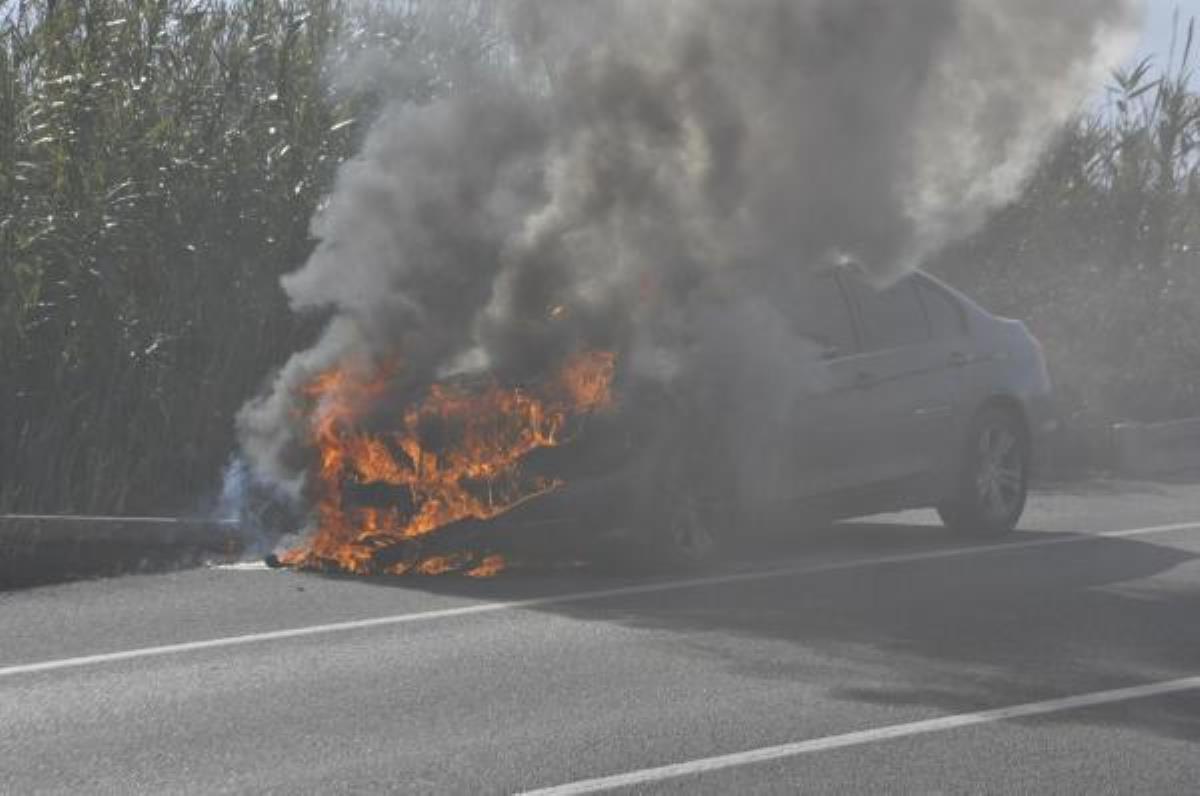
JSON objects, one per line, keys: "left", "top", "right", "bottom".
{"left": 937, "top": 406, "right": 1029, "bottom": 537}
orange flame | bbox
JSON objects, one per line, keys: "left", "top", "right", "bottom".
{"left": 282, "top": 350, "right": 616, "bottom": 575}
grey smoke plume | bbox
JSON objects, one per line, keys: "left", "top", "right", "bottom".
{"left": 237, "top": 0, "right": 1138, "bottom": 503}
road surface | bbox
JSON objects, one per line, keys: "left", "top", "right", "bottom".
{"left": 3, "top": 480, "right": 1200, "bottom": 793}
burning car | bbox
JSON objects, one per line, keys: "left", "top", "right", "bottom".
{"left": 503, "top": 267, "right": 1053, "bottom": 567}
{"left": 277, "top": 266, "right": 1052, "bottom": 574}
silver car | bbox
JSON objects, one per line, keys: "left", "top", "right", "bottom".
{"left": 506, "top": 268, "right": 1056, "bottom": 565}
{"left": 387, "top": 268, "right": 1055, "bottom": 566}
{"left": 639, "top": 268, "right": 1056, "bottom": 563}
{"left": 787, "top": 269, "right": 1053, "bottom": 529}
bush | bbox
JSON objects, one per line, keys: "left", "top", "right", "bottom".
{"left": 0, "top": 0, "right": 498, "bottom": 513}
{"left": 4, "top": 4, "right": 1198, "bottom": 512}
{"left": 934, "top": 22, "right": 1200, "bottom": 442}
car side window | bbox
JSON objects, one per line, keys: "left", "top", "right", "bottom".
{"left": 914, "top": 277, "right": 967, "bottom": 338}
{"left": 793, "top": 273, "right": 857, "bottom": 358}
{"left": 848, "top": 275, "right": 931, "bottom": 351}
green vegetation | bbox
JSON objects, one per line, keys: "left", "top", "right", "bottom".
{"left": 934, "top": 21, "right": 1200, "bottom": 464}
{"left": 2, "top": 2, "right": 1198, "bottom": 513}
{"left": 0, "top": 0, "right": 498, "bottom": 512}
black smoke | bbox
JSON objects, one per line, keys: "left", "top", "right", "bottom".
{"left": 236, "top": 0, "right": 1138, "bottom": 513}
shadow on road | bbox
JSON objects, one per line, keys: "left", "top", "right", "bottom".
{"left": 318, "top": 517, "right": 1200, "bottom": 744}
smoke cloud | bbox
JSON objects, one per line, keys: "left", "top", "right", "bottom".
{"left": 237, "top": 0, "right": 1138, "bottom": 508}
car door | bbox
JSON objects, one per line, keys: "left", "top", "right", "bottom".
{"left": 788, "top": 271, "right": 871, "bottom": 498}
{"left": 910, "top": 273, "right": 973, "bottom": 479}
{"left": 841, "top": 272, "right": 964, "bottom": 489}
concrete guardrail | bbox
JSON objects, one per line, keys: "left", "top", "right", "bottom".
{"left": 1111, "top": 418, "right": 1200, "bottom": 477}
{"left": 0, "top": 515, "right": 242, "bottom": 588}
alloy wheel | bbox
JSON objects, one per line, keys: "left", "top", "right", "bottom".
{"left": 975, "top": 425, "right": 1024, "bottom": 522}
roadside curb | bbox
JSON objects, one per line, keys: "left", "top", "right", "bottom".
{"left": 0, "top": 516, "right": 242, "bottom": 588}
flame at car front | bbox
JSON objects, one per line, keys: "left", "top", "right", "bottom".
{"left": 279, "top": 350, "right": 616, "bottom": 576}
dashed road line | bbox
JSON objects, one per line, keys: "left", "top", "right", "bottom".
{"left": 519, "top": 675, "right": 1200, "bottom": 794}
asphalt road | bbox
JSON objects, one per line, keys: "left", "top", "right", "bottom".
{"left": 4, "top": 480, "right": 1200, "bottom": 794}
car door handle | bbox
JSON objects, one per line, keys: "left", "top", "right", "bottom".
{"left": 948, "top": 351, "right": 969, "bottom": 367}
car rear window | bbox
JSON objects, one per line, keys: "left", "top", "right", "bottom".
{"left": 914, "top": 276, "right": 967, "bottom": 338}
{"left": 848, "top": 275, "right": 931, "bottom": 351}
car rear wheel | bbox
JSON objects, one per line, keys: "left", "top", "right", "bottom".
{"left": 937, "top": 407, "right": 1028, "bottom": 537}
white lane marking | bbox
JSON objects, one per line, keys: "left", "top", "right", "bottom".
{"left": 2, "top": 520, "right": 1198, "bottom": 680}
{"left": 519, "top": 675, "right": 1200, "bottom": 795}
